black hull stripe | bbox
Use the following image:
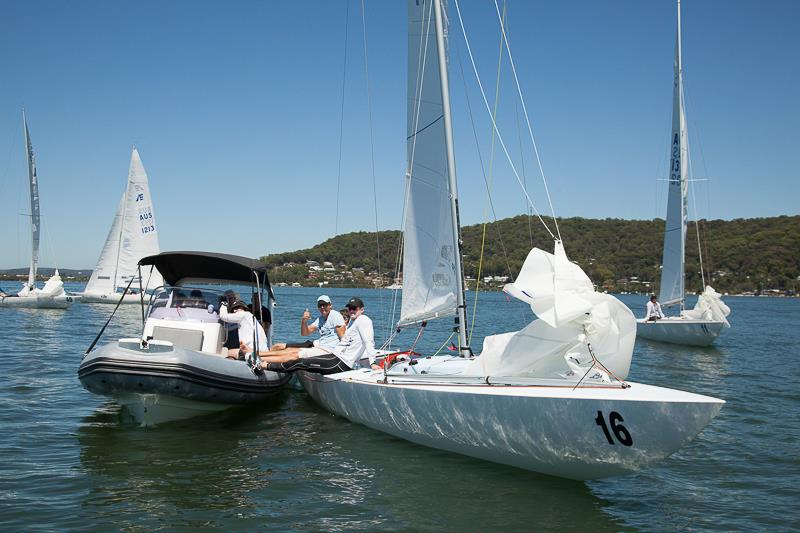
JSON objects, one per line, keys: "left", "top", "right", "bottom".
{"left": 79, "top": 358, "right": 292, "bottom": 394}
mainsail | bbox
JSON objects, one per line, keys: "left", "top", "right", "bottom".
{"left": 400, "top": 0, "right": 464, "bottom": 328}
{"left": 85, "top": 148, "right": 162, "bottom": 294}
{"left": 23, "top": 110, "right": 40, "bottom": 288}
{"left": 658, "top": 1, "right": 688, "bottom": 309}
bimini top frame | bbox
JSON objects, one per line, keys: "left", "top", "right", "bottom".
{"left": 139, "top": 251, "right": 273, "bottom": 297}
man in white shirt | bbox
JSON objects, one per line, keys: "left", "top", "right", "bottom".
{"left": 219, "top": 299, "right": 269, "bottom": 359}
{"left": 300, "top": 295, "right": 346, "bottom": 350}
{"left": 645, "top": 295, "right": 664, "bottom": 321}
{"left": 258, "top": 297, "right": 378, "bottom": 375}
{"left": 268, "top": 294, "right": 346, "bottom": 353}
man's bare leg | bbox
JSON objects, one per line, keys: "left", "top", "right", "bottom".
{"left": 258, "top": 347, "right": 303, "bottom": 363}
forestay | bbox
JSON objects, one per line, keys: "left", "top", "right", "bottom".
{"left": 658, "top": 9, "right": 689, "bottom": 310}
{"left": 466, "top": 243, "right": 635, "bottom": 380}
{"left": 85, "top": 148, "right": 162, "bottom": 294}
{"left": 400, "top": 0, "right": 460, "bottom": 326}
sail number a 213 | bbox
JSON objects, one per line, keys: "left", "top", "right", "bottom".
{"left": 595, "top": 410, "right": 633, "bottom": 446}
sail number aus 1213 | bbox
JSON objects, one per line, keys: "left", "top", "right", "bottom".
{"left": 595, "top": 410, "right": 633, "bottom": 446}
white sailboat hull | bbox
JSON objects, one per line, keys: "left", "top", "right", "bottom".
{"left": 636, "top": 317, "right": 725, "bottom": 346}
{"left": 299, "top": 369, "right": 723, "bottom": 480}
{"left": 79, "top": 292, "right": 144, "bottom": 305}
{"left": 0, "top": 293, "right": 73, "bottom": 309}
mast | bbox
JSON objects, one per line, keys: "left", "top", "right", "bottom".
{"left": 22, "top": 109, "right": 40, "bottom": 288}
{"left": 432, "top": 0, "right": 470, "bottom": 356}
{"left": 658, "top": 0, "right": 688, "bottom": 311}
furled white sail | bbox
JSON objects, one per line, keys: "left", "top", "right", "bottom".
{"left": 23, "top": 111, "right": 40, "bottom": 289}
{"left": 400, "top": 0, "right": 461, "bottom": 326}
{"left": 85, "top": 148, "right": 162, "bottom": 296}
{"left": 658, "top": 6, "right": 688, "bottom": 310}
{"left": 683, "top": 285, "right": 731, "bottom": 326}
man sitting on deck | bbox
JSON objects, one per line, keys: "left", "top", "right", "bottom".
{"left": 258, "top": 297, "right": 379, "bottom": 374}
{"left": 645, "top": 295, "right": 664, "bottom": 321}
{"left": 270, "top": 294, "right": 345, "bottom": 351}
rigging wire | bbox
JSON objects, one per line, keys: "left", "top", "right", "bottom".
{"left": 334, "top": 0, "right": 351, "bottom": 237}
{"left": 359, "top": 0, "right": 385, "bottom": 323}
{"left": 469, "top": 0, "right": 507, "bottom": 346}
{"left": 683, "top": 73, "right": 715, "bottom": 288}
{"left": 515, "top": 98, "right": 534, "bottom": 248}
{"left": 491, "top": 0, "right": 561, "bottom": 242}
{"left": 452, "top": 0, "right": 556, "bottom": 241}
{"left": 454, "top": 46, "right": 514, "bottom": 282}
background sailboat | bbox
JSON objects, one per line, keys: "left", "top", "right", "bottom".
{"left": 636, "top": 0, "right": 730, "bottom": 346}
{"left": 81, "top": 148, "right": 162, "bottom": 304}
{"left": 0, "top": 110, "right": 72, "bottom": 309}
{"left": 299, "top": 0, "right": 723, "bottom": 480}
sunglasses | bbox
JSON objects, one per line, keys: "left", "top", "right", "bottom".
{"left": 317, "top": 302, "right": 330, "bottom": 308}
{"left": 347, "top": 305, "right": 359, "bottom": 311}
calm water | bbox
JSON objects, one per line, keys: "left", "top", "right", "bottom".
{"left": 1, "top": 285, "right": 798, "bottom": 531}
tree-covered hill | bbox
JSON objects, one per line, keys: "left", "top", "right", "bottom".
{"left": 261, "top": 215, "right": 800, "bottom": 294}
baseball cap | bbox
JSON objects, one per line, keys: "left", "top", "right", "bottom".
{"left": 347, "top": 297, "right": 364, "bottom": 309}
{"left": 317, "top": 295, "right": 332, "bottom": 305}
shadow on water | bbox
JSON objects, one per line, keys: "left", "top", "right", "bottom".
{"left": 74, "top": 390, "right": 629, "bottom": 532}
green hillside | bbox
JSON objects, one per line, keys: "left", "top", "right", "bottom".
{"left": 261, "top": 215, "right": 800, "bottom": 294}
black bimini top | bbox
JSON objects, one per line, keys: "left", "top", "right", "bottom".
{"left": 139, "top": 251, "right": 272, "bottom": 294}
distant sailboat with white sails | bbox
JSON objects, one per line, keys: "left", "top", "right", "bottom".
{"left": 637, "top": 0, "right": 730, "bottom": 346}
{"left": 0, "top": 110, "right": 72, "bottom": 309}
{"left": 298, "top": 0, "right": 724, "bottom": 480}
{"left": 81, "top": 148, "right": 162, "bottom": 304}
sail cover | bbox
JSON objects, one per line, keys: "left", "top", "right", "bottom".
{"left": 400, "top": 0, "right": 460, "bottom": 326}
{"left": 23, "top": 113, "right": 40, "bottom": 287}
{"left": 85, "top": 148, "right": 162, "bottom": 294}
{"left": 658, "top": 14, "right": 688, "bottom": 309}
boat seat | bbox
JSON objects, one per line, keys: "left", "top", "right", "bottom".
{"left": 152, "top": 326, "right": 204, "bottom": 351}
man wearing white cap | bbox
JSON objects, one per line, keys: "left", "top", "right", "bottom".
{"left": 300, "top": 295, "right": 346, "bottom": 350}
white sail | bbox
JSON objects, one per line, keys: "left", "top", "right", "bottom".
{"left": 85, "top": 148, "right": 162, "bottom": 296}
{"left": 23, "top": 111, "right": 40, "bottom": 289}
{"left": 84, "top": 194, "right": 125, "bottom": 295}
{"left": 658, "top": 1, "right": 688, "bottom": 310}
{"left": 400, "top": 0, "right": 461, "bottom": 326}
{"left": 468, "top": 242, "right": 636, "bottom": 380}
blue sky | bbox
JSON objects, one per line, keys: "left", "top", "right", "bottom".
{"left": 0, "top": 0, "right": 797, "bottom": 269}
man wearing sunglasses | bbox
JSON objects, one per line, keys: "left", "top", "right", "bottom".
{"left": 257, "top": 297, "right": 377, "bottom": 375}
{"left": 301, "top": 295, "right": 346, "bottom": 350}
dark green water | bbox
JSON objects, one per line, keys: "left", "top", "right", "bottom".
{"left": 1, "top": 286, "right": 798, "bottom": 531}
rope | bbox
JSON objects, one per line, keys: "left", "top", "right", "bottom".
{"left": 84, "top": 272, "right": 137, "bottom": 356}
{"left": 454, "top": 46, "right": 514, "bottom": 280}
{"left": 469, "top": 1, "right": 506, "bottom": 346}
{"left": 432, "top": 331, "right": 456, "bottom": 357}
{"left": 683, "top": 76, "right": 710, "bottom": 290}
{"left": 572, "top": 329, "right": 628, "bottom": 391}
{"left": 334, "top": 0, "right": 351, "bottom": 237}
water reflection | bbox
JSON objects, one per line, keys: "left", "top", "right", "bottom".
{"left": 76, "top": 391, "right": 628, "bottom": 531}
